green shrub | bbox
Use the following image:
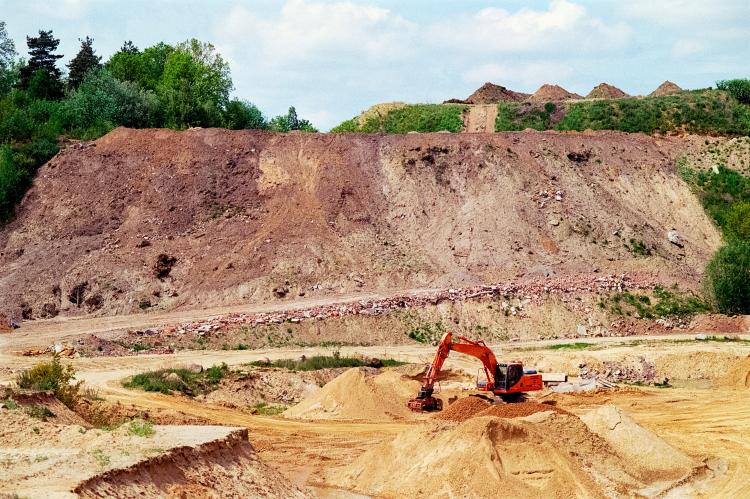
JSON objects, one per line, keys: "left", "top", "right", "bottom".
{"left": 25, "top": 404, "right": 55, "bottom": 420}
{"left": 407, "top": 320, "right": 446, "bottom": 344}
{"left": 716, "top": 79, "right": 750, "bottom": 105}
{"left": 495, "top": 102, "right": 554, "bottom": 131}
{"left": 548, "top": 342, "right": 593, "bottom": 350}
{"left": 704, "top": 240, "right": 750, "bottom": 314}
{"left": 252, "top": 402, "right": 286, "bottom": 416}
{"left": 684, "top": 165, "right": 750, "bottom": 241}
{"left": 123, "top": 363, "right": 228, "bottom": 396}
{"left": 247, "top": 354, "right": 403, "bottom": 371}
{"left": 602, "top": 288, "right": 709, "bottom": 319}
{"left": 127, "top": 418, "right": 155, "bottom": 437}
{"left": 15, "top": 355, "right": 81, "bottom": 408}
{"left": 0, "top": 144, "right": 30, "bottom": 222}
{"left": 223, "top": 99, "right": 267, "bottom": 130}
{"left": 342, "top": 104, "right": 466, "bottom": 133}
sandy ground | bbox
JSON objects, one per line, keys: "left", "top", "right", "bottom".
{"left": 465, "top": 105, "right": 498, "bottom": 133}
{"left": 2, "top": 331, "right": 749, "bottom": 497}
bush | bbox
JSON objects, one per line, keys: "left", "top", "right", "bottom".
{"left": 15, "top": 355, "right": 81, "bottom": 408}
{"left": 495, "top": 102, "right": 555, "bottom": 131}
{"left": 685, "top": 165, "right": 750, "bottom": 240}
{"left": 223, "top": 99, "right": 267, "bottom": 130}
{"left": 364, "top": 104, "right": 466, "bottom": 133}
{"left": 247, "top": 354, "right": 404, "bottom": 371}
{"left": 716, "top": 79, "right": 750, "bottom": 105}
{"left": 123, "top": 363, "right": 228, "bottom": 396}
{"left": 0, "top": 145, "right": 30, "bottom": 222}
{"left": 704, "top": 240, "right": 750, "bottom": 314}
{"left": 127, "top": 418, "right": 155, "bottom": 437}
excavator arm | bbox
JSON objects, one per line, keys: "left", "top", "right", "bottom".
{"left": 408, "top": 331, "right": 500, "bottom": 412}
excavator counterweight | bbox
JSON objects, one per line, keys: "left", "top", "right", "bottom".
{"left": 408, "top": 332, "right": 543, "bottom": 412}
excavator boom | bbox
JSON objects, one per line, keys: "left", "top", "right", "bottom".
{"left": 408, "top": 331, "right": 543, "bottom": 412}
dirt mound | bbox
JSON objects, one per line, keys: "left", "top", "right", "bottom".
{"left": 327, "top": 410, "right": 697, "bottom": 497}
{"left": 650, "top": 81, "right": 683, "bottom": 97}
{"left": 9, "top": 391, "right": 91, "bottom": 426}
{"left": 587, "top": 83, "right": 629, "bottom": 99}
{"left": 74, "top": 429, "right": 306, "bottom": 498}
{"left": 75, "top": 398, "right": 210, "bottom": 427}
{"left": 0, "top": 313, "right": 10, "bottom": 333}
{"left": 201, "top": 368, "right": 347, "bottom": 407}
{"left": 433, "top": 395, "right": 491, "bottom": 421}
{"left": 0, "top": 128, "right": 722, "bottom": 319}
{"left": 579, "top": 405, "right": 695, "bottom": 481}
{"left": 715, "top": 355, "right": 750, "bottom": 389}
{"left": 690, "top": 314, "right": 749, "bottom": 333}
{"left": 477, "top": 401, "right": 571, "bottom": 418}
{"left": 284, "top": 367, "right": 420, "bottom": 420}
{"left": 465, "top": 82, "right": 529, "bottom": 104}
{"left": 529, "top": 84, "right": 583, "bottom": 102}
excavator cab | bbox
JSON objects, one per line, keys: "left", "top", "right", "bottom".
{"left": 494, "top": 363, "right": 523, "bottom": 392}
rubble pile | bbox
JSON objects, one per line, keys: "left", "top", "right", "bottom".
{"left": 127, "top": 274, "right": 654, "bottom": 339}
{"left": 580, "top": 357, "right": 660, "bottom": 385}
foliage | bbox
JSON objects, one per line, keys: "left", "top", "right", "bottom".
{"left": 684, "top": 165, "right": 750, "bottom": 241}
{"left": 407, "top": 319, "right": 446, "bottom": 344}
{"left": 557, "top": 90, "right": 750, "bottom": 135}
{"left": 67, "top": 36, "right": 101, "bottom": 90}
{"left": 15, "top": 355, "right": 81, "bottom": 408}
{"left": 0, "top": 144, "right": 31, "bottom": 223}
{"left": 25, "top": 404, "right": 55, "bottom": 420}
{"left": 247, "top": 354, "right": 404, "bottom": 371}
{"left": 127, "top": 418, "right": 155, "bottom": 437}
{"left": 123, "top": 363, "right": 228, "bottom": 396}
{"left": 252, "top": 402, "right": 286, "bottom": 416}
{"left": 0, "top": 21, "right": 16, "bottom": 96}
{"left": 18, "top": 30, "right": 64, "bottom": 100}
{"left": 106, "top": 42, "right": 173, "bottom": 92}
{"left": 158, "top": 39, "right": 232, "bottom": 128}
{"left": 338, "top": 104, "right": 465, "bottom": 133}
{"left": 224, "top": 99, "right": 267, "bottom": 129}
{"left": 716, "top": 79, "right": 750, "bottom": 105}
{"left": 548, "top": 342, "right": 594, "bottom": 350}
{"left": 495, "top": 101, "right": 555, "bottom": 131}
{"left": 60, "top": 68, "right": 159, "bottom": 135}
{"left": 626, "top": 238, "right": 652, "bottom": 256}
{"left": 601, "top": 288, "right": 709, "bottom": 319}
{"left": 704, "top": 240, "right": 750, "bottom": 314}
{"left": 269, "top": 106, "right": 317, "bottom": 132}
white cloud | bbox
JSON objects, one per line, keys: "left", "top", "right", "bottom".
{"left": 219, "top": 0, "right": 415, "bottom": 66}
{"left": 428, "top": 0, "right": 631, "bottom": 54}
{"left": 463, "top": 62, "right": 575, "bottom": 91}
{"left": 619, "top": 0, "right": 750, "bottom": 26}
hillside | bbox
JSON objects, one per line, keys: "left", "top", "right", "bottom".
{"left": 0, "top": 128, "right": 721, "bottom": 319}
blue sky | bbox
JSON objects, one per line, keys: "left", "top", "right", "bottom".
{"left": 1, "top": 0, "right": 749, "bottom": 130}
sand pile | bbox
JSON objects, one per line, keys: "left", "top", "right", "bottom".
{"left": 327, "top": 408, "right": 697, "bottom": 497}
{"left": 650, "top": 81, "right": 682, "bottom": 97}
{"left": 284, "top": 367, "right": 420, "bottom": 420}
{"left": 587, "top": 83, "right": 629, "bottom": 99}
{"left": 529, "top": 84, "right": 583, "bottom": 102}
{"left": 477, "top": 401, "right": 571, "bottom": 419}
{"left": 579, "top": 406, "right": 695, "bottom": 482}
{"left": 715, "top": 355, "right": 750, "bottom": 389}
{"left": 465, "top": 82, "right": 529, "bottom": 104}
{"left": 433, "top": 396, "right": 491, "bottom": 421}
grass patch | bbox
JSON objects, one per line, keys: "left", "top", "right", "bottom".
{"left": 2, "top": 398, "right": 19, "bottom": 410}
{"left": 127, "top": 418, "right": 155, "bottom": 437}
{"left": 332, "top": 104, "right": 467, "bottom": 133}
{"left": 406, "top": 319, "right": 447, "bottom": 344}
{"left": 601, "top": 287, "right": 710, "bottom": 319}
{"left": 123, "top": 363, "right": 228, "bottom": 396}
{"left": 24, "top": 404, "right": 55, "bottom": 420}
{"left": 548, "top": 342, "right": 594, "bottom": 350}
{"left": 91, "top": 449, "right": 111, "bottom": 468}
{"left": 251, "top": 402, "right": 286, "bottom": 416}
{"left": 247, "top": 354, "right": 405, "bottom": 371}
{"left": 695, "top": 335, "right": 750, "bottom": 344}
{"left": 495, "top": 101, "right": 556, "bottom": 131}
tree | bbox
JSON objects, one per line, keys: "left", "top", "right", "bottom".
{"left": 704, "top": 240, "right": 750, "bottom": 314}
{"left": 18, "top": 30, "right": 64, "bottom": 100}
{"left": 158, "top": 39, "right": 232, "bottom": 128}
{"left": 286, "top": 106, "right": 299, "bottom": 130}
{"left": 0, "top": 21, "right": 17, "bottom": 95}
{"left": 223, "top": 99, "right": 267, "bottom": 130}
{"left": 269, "top": 106, "right": 318, "bottom": 132}
{"left": 67, "top": 36, "right": 101, "bottom": 90}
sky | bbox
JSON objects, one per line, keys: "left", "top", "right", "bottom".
{"left": 1, "top": 0, "right": 749, "bottom": 130}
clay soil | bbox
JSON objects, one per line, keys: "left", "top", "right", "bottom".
{"left": 587, "top": 83, "right": 630, "bottom": 99}
{"left": 0, "top": 129, "right": 724, "bottom": 321}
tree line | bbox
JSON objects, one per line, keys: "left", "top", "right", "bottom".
{"left": 0, "top": 21, "right": 316, "bottom": 223}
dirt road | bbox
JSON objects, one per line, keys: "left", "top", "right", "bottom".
{"left": 465, "top": 104, "right": 498, "bottom": 132}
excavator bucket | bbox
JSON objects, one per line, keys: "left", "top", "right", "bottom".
{"left": 408, "top": 396, "right": 443, "bottom": 412}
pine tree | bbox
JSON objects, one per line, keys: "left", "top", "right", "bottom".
{"left": 18, "top": 30, "right": 64, "bottom": 99}
{"left": 67, "top": 36, "right": 101, "bottom": 90}
{"left": 286, "top": 106, "right": 300, "bottom": 131}
{"left": 120, "top": 40, "right": 139, "bottom": 55}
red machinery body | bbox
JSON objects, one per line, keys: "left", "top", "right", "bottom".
{"left": 408, "top": 332, "right": 543, "bottom": 412}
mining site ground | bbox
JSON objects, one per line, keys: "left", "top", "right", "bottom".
{"left": 1, "top": 304, "right": 749, "bottom": 497}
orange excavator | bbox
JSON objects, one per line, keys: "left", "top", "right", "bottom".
{"left": 408, "top": 331, "right": 543, "bottom": 412}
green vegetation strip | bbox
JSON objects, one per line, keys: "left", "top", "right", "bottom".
{"left": 247, "top": 355, "right": 405, "bottom": 371}
{"left": 123, "top": 363, "right": 228, "bottom": 395}
{"left": 332, "top": 104, "right": 467, "bottom": 133}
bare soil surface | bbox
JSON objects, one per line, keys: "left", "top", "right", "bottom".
{"left": 464, "top": 104, "right": 498, "bottom": 132}
{"left": 0, "top": 129, "right": 722, "bottom": 321}
{"left": 650, "top": 81, "right": 683, "bottom": 97}
{"left": 587, "top": 83, "right": 630, "bottom": 99}
{"left": 464, "top": 82, "right": 530, "bottom": 104}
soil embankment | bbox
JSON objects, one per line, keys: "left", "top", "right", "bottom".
{"left": 0, "top": 128, "right": 721, "bottom": 320}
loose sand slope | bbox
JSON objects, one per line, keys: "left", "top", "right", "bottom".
{"left": 327, "top": 409, "right": 697, "bottom": 498}
{"left": 0, "top": 129, "right": 721, "bottom": 319}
